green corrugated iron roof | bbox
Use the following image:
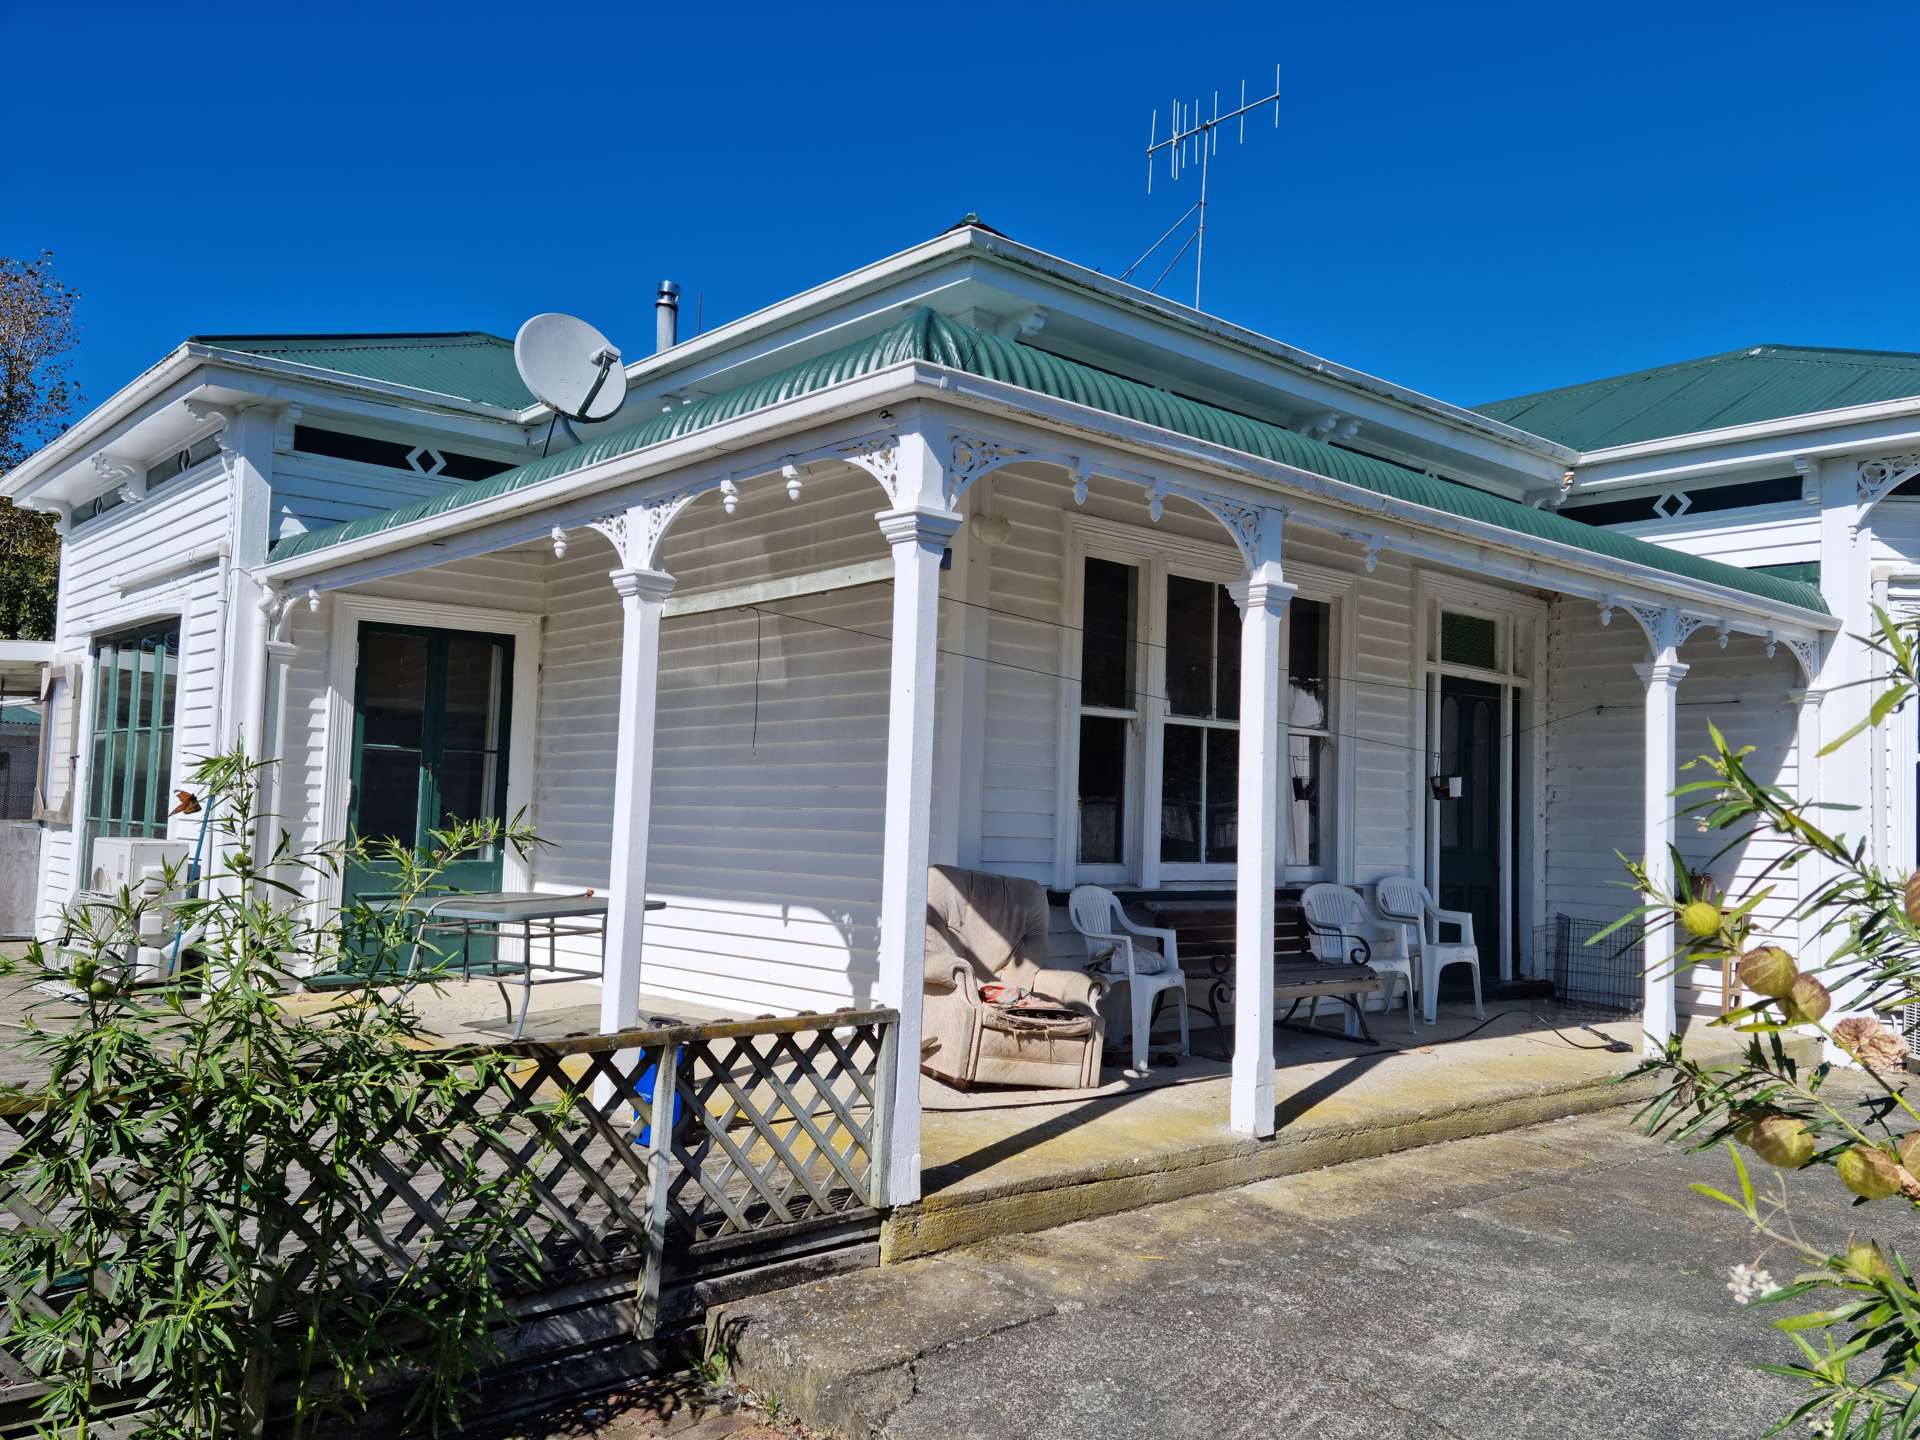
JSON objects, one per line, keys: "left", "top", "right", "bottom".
{"left": 194, "top": 332, "right": 535, "bottom": 410}
{"left": 270, "top": 310, "right": 1827, "bottom": 614}
{"left": 1478, "top": 345, "right": 1920, "bottom": 451}
{"left": 0, "top": 703, "right": 39, "bottom": 728}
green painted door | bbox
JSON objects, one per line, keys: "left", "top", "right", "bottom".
{"left": 342, "top": 623, "right": 514, "bottom": 973}
{"left": 1438, "top": 676, "right": 1502, "bottom": 970}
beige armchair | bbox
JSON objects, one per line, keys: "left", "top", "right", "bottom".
{"left": 921, "top": 865, "right": 1108, "bottom": 1090}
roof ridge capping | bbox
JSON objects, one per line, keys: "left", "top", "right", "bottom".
{"left": 268, "top": 308, "right": 1825, "bottom": 615}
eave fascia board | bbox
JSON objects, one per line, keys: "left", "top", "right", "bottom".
{"left": 3, "top": 345, "right": 535, "bottom": 499}
{"left": 1574, "top": 395, "right": 1920, "bottom": 470}
{"left": 265, "top": 359, "right": 1831, "bottom": 640}
{"left": 1571, "top": 422, "right": 1920, "bottom": 494}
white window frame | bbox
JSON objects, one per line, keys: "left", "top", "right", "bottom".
{"left": 1053, "top": 512, "right": 1355, "bottom": 891}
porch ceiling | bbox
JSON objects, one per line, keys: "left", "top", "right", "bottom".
{"left": 266, "top": 310, "right": 1827, "bottom": 618}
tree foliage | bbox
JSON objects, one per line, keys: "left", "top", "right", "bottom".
{"left": 1624, "top": 606, "right": 1920, "bottom": 1438}
{"left": 0, "top": 250, "right": 79, "bottom": 641}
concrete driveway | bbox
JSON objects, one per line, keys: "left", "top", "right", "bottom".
{"left": 713, "top": 1105, "right": 1877, "bottom": 1440}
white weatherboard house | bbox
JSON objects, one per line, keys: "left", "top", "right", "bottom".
{"left": 6, "top": 222, "right": 1909, "bottom": 1205}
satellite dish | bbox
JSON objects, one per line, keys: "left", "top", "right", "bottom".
{"left": 514, "top": 313, "right": 627, "bottom": 424}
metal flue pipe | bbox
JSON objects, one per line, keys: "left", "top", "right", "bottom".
{"left": 655, "top": 280, "right": 680, "bottom": 352}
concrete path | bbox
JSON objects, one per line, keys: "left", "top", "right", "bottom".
{"left": 713, "top": 1107, "right": 1873, "bottom": 1440}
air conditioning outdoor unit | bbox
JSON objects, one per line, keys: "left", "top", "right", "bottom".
{"left": 74, "top": 837, "right": 193, "bottom": 983}
{"left": 88, "top": 837, "right": 189, "bottom": 895}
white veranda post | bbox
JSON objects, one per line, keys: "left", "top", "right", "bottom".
{"left": 1635, "top": 611, "right": 1689, "bottom": 1055}
{"left": 871, "top": 428, "right": 961, "bottom": 1207}
{"left": 1231, "top": 505, "right": 1294, "bottom": 1137}
{"left": 600, "top": 562, "right": 676, "bottom": 1035}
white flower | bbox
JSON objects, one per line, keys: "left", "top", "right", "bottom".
{"left": 1807, "top": 1416, "right": 1834, "bottom": 1438}
{"left": 1727, "top": 1262, "right": 1775, "bottom": 1306}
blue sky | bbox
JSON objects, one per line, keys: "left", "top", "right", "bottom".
{"left": 6, "top": 1, "right": 1915, "bottom": 419}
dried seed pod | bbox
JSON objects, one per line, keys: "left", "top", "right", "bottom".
{"left": 1839, "top": 1145, "right": 1905, "bottom": 1201}
{"left": 1680, "top": 901, "right": 1723, "bottom": 939}
{"left": 1745, "top": 1114, "right": 1815, "bottom": 1169}
{"left": 1907, "top": 870, "right": 1920, "bottom": 927}
{"left": 1737, "top": 946, "right": 1798, "bottom": 1000}
{"left": 1784, "top": 975, "right": 1832, "bottom": 1025}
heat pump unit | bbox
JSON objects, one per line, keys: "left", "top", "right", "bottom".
{"left": 79, "top": 837, "right": 192, "bottom": 983}
{"left": 88, "top": 837, "right": 189, "bottom": 895}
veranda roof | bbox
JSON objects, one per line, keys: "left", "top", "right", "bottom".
{"left": 268, "top": 310, "right": 1827, "bottom": 615}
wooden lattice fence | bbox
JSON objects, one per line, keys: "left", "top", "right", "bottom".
{"left": 0, "top": 1006, "right": 900, "bottom": 1428}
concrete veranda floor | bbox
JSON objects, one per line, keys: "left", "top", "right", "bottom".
{"left": 893, "top": 1004, "right": 1684, "bottom": 1258}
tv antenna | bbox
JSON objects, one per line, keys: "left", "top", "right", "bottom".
{"left": 514, "top": 312, "right": 627, "bottom": 455}
{"left": 1122, "top": 65, "right": 1281, "bottom": 310}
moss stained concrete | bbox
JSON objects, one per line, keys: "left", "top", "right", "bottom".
{"left": 887, "top": 1012, "right": 1804, "bottom": 1262}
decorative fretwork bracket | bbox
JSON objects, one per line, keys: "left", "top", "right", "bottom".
{"left": 946, "top": 433, "right": 1031, "bottom": 507}
{"left": 836, "top": 433, "right": 901, "bottom": 506}
{"left": 1859, "top": 454, "right": 1920, "bottom": 510}
{"left": 591, "top": 487, "right": 703, "bottom": 572}
{"left": 1614, "top": 602, "right": 1713, "bottom": 656}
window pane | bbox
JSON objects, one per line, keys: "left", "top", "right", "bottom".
{"left": 1165, "top": 575, "right": 1215, "bottom": 717}
{"left": 360, "top": 630, "right": 428, "bottom": 748}
{"left": 356, "top": 749, "right": 421, "bottom": 847}
{"left": 89, "top": 735, "right": 109, "bottom": 823}
{"left": 1441, "top": 611, "right": 1498, "bottom": 670}
{"left": 1287, "top": 734, "right": 1324, "bottom": 867}
{"left": 1289, "top": 599, "right": 1329, "bottom": 730}
{"left": 1205, "top": 727, "right": 1238, "bottom": 864}
{"left": 1159, "top": 724, "right": 1203, "bottom": 863}
{"left": 1214, "top": 586, "right": 1240, "bottom": 722}
{"left": 437, "top": 748, "right": 500, "bottom": 831}
{"left": 153, "top": 728, "right": 173, "bottom": 832}
{"left": 443, "top": 638, "right": 506, "bottom": 752}
{"left": 129, "top": 735, "right": 150, "bottom": 834}
{"left": 1077, "top": 715, "right": 1129, "bottom": 864}
{"left": 1081, "top": 559, "right": 1136, "bottom": 710}
{"left": 111, "top": 650, "right": 133, "bottom": 730}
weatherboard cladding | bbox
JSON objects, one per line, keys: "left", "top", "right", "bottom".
{"left": 194, "top": 332, "right": 536, "bottom": 410}
{"left": 268, "top": 310, "right": 1826, "bottom": 614}
{"left": 1477, "top": 345, "right": 1920, "bottom": 452}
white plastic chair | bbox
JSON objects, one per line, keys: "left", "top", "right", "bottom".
{"left": 1067, "top": 885, "right": 1190, "bottom": 1073}
{"left": 1373, "top": 876, "right": 1484, "bottom": 1024}
{"left": 1299, "top": 883, "right": 1415, "bottom": 1032}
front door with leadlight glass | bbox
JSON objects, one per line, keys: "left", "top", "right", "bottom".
{"left": 343, "top": 623, "right": 513, "bottom": 967}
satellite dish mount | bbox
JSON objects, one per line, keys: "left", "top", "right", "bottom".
{"left": 514, "top": 312, "right": 629, "bottom": 455}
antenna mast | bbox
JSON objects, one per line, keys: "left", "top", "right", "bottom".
{"left": 1125, "top": 65, "right": 1280, "bottom": 310}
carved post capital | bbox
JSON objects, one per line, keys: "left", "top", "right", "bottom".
{"left": 876, "top": 506, "right": 962, "bottom": 550}
{"left": 609, "top": 567, "right": 677, "bottom": 605}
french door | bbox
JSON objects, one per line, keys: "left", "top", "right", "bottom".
{"left": 343, "top": 623, "right": 514, "bottom": 951}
